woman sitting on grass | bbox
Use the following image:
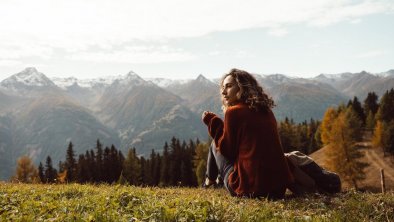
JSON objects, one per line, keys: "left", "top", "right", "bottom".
{"left": 202, "top": 68, "right": 294, "bottom": 199}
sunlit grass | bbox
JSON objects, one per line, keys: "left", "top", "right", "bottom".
{"left": 0, "top": 182, "right": 393, "bottom": 221}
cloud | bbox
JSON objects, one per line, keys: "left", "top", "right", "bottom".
{"left": 0, "top": 45, "right": 53, "bottom": 60}
{"left": 308, "top": 0, "right": 391, "bottom": 27}
{"left": 356, "top": 50, "right": 388, "bottom": 58}
{"left": 208, "top": 50, "right": 223, "bottom": 56}
{"left": 0, "top": 60, "right": 22, "bottom": 67}
{"left": 0, "top": 0, "right": 392, "bottom": 62}
{"left": 67, "top": 45, "right": 196, "bottom": 64}
{"left": 268, "top": 28, "right": 289, "bottom": 37}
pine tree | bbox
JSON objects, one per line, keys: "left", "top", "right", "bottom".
{"left": 65, "top": 142, "right": 77, "bottom": 182}
{"left": 377, "top": 89, "right": 394, "bottom": 123}
{"left": 149, "top": 150, "right": 160, "bottom": 186}
{"left": 307, "top": 119, "right": 321, "bottom": 154}
{"left": 110, "top": 145, "right": 122, "bottom": 183}
{"left": 382, "top": 120, "right": 394, "bottom": 156}
{"left": 169, "top": 137, "right": 182, "bottom": 185}
{"left": 45, "top": 156, "right": 58, "bottom": 183}
{"left": 95, "top": 139, "right": 103, "bottom": 182}
{"left": 278, "top": 117, "right": 296, "bottom": 152}
{"left": 102, "top": 146, "right": 111, "bottom": 183}
{"left": 88, "top": 150, "right": 96, "bottom": 182}
{"left": 181, "top": 143, "right": 196, "bottom": 187}
{"left": 38, "top": 162, "right": 45, "bottom": 183}
{"left": 84, "top": 150, "right": 95, "bottom": 183}
{"left": 363, "top": 92, "right": 379, "bottom": 115}
{"left": 123, "top": 148, "right": 141, "bottom": 185}
{"left": 140, "top": 157, "right": 150, "bottom": 185}
{"left": 350, "top": 96, "right": 366, "bottom": 125}
{"left": 153, "top": 152, "right": 162, "bottom": 186}
{"left": 76, "top": 154, "right": 89, "bottom": 183}
{"left": 187, "top": 140, "right": 198, "bottom": 186}
{"left": 160, "top": 142, "right": 170, "bottom": 186}
{"left": 296, "top": 122, "right": 309, "bottom": 154}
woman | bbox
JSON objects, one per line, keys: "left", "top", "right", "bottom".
{"left": 202, "top": 68, "right": 294, "bottom": 199}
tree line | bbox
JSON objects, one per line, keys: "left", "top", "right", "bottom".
{"left": 277, "top": 118, "right": 322, "bottom": 155}
{"left": 372, "top": 89, "right": 394, "bottom": 156}
{"left": 30, "top": 137, "right": 211, "bottom": 187}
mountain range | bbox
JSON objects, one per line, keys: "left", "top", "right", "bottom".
{"left": 1, "top": 67, "right": 394, "bottom": 180}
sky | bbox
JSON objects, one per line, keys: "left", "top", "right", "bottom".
{"left": 0, "top": 0, "right": 393, "bottom": 80}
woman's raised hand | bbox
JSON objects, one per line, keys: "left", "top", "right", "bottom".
{"left": 202, "top": 111, "right": 214, "bottom": 121}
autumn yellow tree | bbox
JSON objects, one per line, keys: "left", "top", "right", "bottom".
{"left": 322, "top": 107, "right": 367, "bottom": 190}
{"left": 321, "top": 107, "right": 339, "bottom": 145}
{"left": 372, "top": 120, "right": 384, "bottom": 148}
{"left": 11, "top": 156, "right": 40, "bottom": 183}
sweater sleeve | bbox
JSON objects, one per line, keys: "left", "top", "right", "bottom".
{"left": 203, "top": 112, "right": 224, "bottom": 143}
{"left": 203, "top": 108, "right": 238, "bottom": 161}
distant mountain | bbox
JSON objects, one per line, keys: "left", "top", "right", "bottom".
{"left": 146, "top": 77, "right": 191, "bottom": 89}
{"left": 0, "top": 91, "right": 27, "bottom": 113}
{"left": 0, "top": 95, "right": 120, "bottom": 180}
{"left": 313, "top": 70, "right": 394, "bottom": 99}
{"left": 51, "top": 74, "right": 130, "bottom": 109}
{"left": 377, "top": 69, "right": 394, "bottom": 78}
{"left": 0, "top": 67, "right": 59, "bottom": 97}
{"left": 0, "top": 69, "right": 121, "bottom": 180}
{"left": 162, "top": 74, "right": 223, "bottom": 115}
{"left": 0, "top": 114, "right": 14, "bottom": 181}
{"left": 211, "top": 74, "right": 348, "bottom": 121}
{"left": 96, "top": 72, "right": 206, "bottom": 154}
{"left": 1, "top": 67, "right": 394, "bottom": 180}
{"left": 268, "top": 82, "right": 347, "bottom": 121}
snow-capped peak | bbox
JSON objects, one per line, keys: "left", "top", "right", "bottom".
{"left": 376, "top": 69, "right": 394, "bottom": 78}
{"left": 314, "top": 72, "right": 355, "bottom": 81}
{"left": 51, "top": 70, "right": 147, "bottom": 90}
{"left": 196, "top": 74, "right": 212, "bottom": 83}
{"left": 1, "top": 67, "right": 55, "bottom": 87}
{"left": 51, "top": 77, "right": 80, "bottom": 89}
{"left": 266, "top": 74, "right": 292, "bottom": 83}
{"left": 124, "top": 71, "right": 144, "bottom": 82}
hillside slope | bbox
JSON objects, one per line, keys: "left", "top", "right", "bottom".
{"left": 310, "top": 133, "right": 394, "bottom": 192}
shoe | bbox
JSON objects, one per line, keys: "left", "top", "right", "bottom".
{"left": 202, "top": 178, "right": 216, "bottom": 188}
{"left": 214, "top": 179, "right": 224, "bottom": 188}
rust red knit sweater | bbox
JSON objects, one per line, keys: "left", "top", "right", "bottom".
{"left": 203, "top": 103, "right": 294, "bottom": 197}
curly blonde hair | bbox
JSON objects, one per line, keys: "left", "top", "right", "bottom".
{"left": 221, "top": 68, "right": 275, "bottom": 112}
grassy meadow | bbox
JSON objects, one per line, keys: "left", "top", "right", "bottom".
{"left": 0, "top": 182, "right": 393, "bottom": 222}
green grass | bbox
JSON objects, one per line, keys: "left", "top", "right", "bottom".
{"left": 0, "top": 182, "right": 393, "bottom": 222}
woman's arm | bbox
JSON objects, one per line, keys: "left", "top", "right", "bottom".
{"left": 202, "top": 109, "right": 238, "bottom": 161}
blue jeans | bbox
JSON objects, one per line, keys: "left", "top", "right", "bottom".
{"left": 206, "top": 141, "right": 236, "bottom": 196}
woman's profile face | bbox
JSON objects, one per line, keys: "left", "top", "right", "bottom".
{"left": 221, "top": 75, "right": 241, "bottom": 107}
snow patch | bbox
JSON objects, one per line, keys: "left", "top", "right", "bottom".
{"left": 1, "top": 67, "right": 55, "bottom": 87}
